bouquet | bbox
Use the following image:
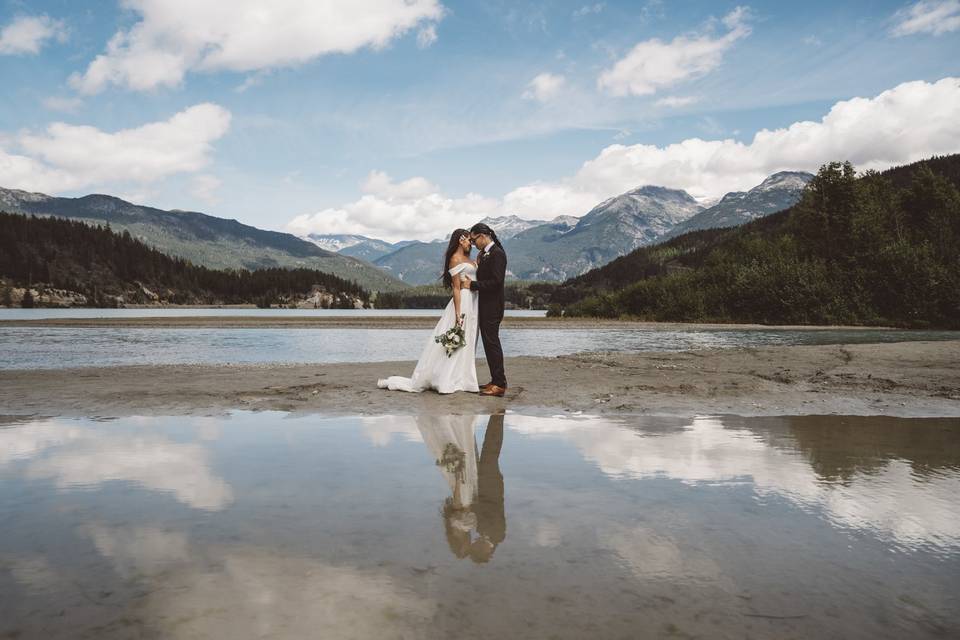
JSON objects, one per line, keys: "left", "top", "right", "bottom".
{"left": 434, "top": 314, "right": 466, "bottom": 357}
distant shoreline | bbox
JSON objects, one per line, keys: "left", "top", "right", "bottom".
{"left": 2, "top": 340, "right": 958, "bottom": 419}
{"left": 0, "top": 314, "right": 925, "bottom": 331}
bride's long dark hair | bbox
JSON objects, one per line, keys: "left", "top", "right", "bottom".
{"left": 441, "top": 228, "right": 470, "bottom": 289}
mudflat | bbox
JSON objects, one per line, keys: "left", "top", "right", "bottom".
{"left": 2, "top": 340, "right": 958, "bottom": 418}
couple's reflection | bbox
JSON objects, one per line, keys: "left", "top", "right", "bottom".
{"left": 417, "top": 413, "right": 505, "bottom": 563}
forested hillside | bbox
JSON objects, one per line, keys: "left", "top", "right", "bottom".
{"left": 375, "top": 281, "right": 555, "bottom": 310}
{"left": 548, "top": 155, "right": 960, "bottom": 328}
{"left": 0, "top": 212, "right": 370, "bottom": 308}
{"left": 0, "top": 187, "right": 405, "bottom": 292}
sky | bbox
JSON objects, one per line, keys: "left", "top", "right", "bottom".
{"left": 0, "top": 0, "right": 958, "bottom": 242}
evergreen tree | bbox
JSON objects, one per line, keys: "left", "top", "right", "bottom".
{"left": 21, "top": 289, "right": 34, "bottom": 308}
{"left": 548, "top": 154, "right": 960, "bottom": 329}
{"left": 0, "top": 210, "right": 372, "bottom": 308}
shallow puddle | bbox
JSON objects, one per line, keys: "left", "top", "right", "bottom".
{"left": 1, "top": 412, "right": 958, "bottom": 638}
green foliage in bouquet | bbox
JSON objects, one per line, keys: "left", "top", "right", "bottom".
{"left": 435, "top": 314, "right": 467, "bottom": 356}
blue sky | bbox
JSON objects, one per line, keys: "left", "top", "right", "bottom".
{"left": 1, "top": 0, "right": 958, "bottom": 241}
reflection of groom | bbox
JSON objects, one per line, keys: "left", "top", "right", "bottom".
{"left": 469, "top": 223, "right": 508, "bottom": 397}
{"left": 444, "top": 412, "right": 506, "bottom": 563}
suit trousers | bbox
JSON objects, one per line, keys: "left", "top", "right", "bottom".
{"left": 479, "top": 313, "right": 506, "bottom": 388}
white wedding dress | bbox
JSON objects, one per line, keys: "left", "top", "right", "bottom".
{"left": 377, "top": 262, "right": 480, "bottom": 394}
{"left": 416, "top": 414, "right": 480, "bottom": 508}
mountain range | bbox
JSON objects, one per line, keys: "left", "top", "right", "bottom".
{"left": 660, "top": 172, "right": 814, "bottom": 240}
{"left": 0, "top": 187, "right": 406, "bottom": 292}
{"left": 368, "top": 214, "right": 581, "bottom": 284}
{"left": 0, "top": 169, "right": 812, "bottom": 292}
{"left": 358, "top": 172, "right": 813, "bottom": 285}
{"left": 300, "top": 214, "right": 561, "bottom": 266}
{"left": 546, "top": 154, "right": 960, "bottom": 328}
{"left": 300, "top": 234, "right": 418, "bottom": 262}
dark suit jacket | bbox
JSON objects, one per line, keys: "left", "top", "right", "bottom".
{"left": 470, "top": 244, "right": 506, "bottom": 321}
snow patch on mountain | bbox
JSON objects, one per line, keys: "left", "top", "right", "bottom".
{"left": 755, "top": 171, "right": 814, "bottom": 192}
{"left": 301, "top": 234, "right": 370, "bottom": 253}
{"left": 550, "top": 215, "right": 579, "bottom": 228}
{"left": 575, "top": 185, "right": 703, "bottom": 242}
{"left": 660, "top": 171, "right": 814, "bottom": 239}
{"left": 479, "top": 215, "right": 549, "bottom": 239}
{"left": 0, "top": 187, "right": 52, "bottom": 208}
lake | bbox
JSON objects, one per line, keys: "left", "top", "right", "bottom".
{"left": 1, "top": 411, "right": 957, "bottom": 639}
{"left": 0, "top": 320, "right": 957, "bottom": 369}
{"left": 0, "top": 308, "right": 548, "bottom": 320}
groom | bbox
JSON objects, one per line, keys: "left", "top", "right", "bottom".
{"left": 469, "top": 223, "right": 507, "bottom": 397}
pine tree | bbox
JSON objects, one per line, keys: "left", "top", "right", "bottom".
{"left": 21, "top": 289, "right": 35, "bottom": 308}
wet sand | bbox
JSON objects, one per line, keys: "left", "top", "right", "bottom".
{"left": 2, "top": 340, "right": 958, "bottom": 418}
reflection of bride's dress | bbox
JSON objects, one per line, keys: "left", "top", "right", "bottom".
{"left": 417, "top": 414, "right": 506, "bottom": 563}
{"left": 418, "top": 414, "right": 479, "bottom": 507}
{"left": 377, "top": 263, "right": 479, "bottom": 394}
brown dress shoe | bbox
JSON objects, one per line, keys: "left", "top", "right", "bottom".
{"left": 479, "top": 384, "right": 506, "bottom": 397}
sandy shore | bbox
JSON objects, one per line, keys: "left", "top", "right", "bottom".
{"left": 2, "top": 340, "right": 958, "bottom": 418}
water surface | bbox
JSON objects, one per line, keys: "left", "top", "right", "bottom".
{"left": 1, "top": 412, "right": 958, "bottom": 638}
{"left": 0, "top": 308, "right": 547, "bottom": 320}
{"left": 1, "top": 325, "right": 957, "bottom": 369}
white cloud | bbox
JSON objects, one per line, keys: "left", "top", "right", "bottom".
{"left": 113, "top": 187, "right": 159, "bottom": 205}
{"left": 655, "top": 95, "right": 700, "bottom": 108}
{"left": 507, "top": 414, "right": 960, "bottom": 550}
{"left": 151, "top": 546, "right": 436, "bottom": 638}
{"left": 80, "top": 524, "right": 190, "bottom": 577}
{"left": 70, "top": 0, "right": 445, "bottom": 94}
{"left": 41, "top": 96, "right": 83, "bottom": 113}
{"left": 417, "top": 23, "right": 438, "bottom": 48}
{"left": 190, "top": 174, "right": 222, "bottom": 205}
{"left": 695, "top": 115, "right": 725, "bottom": 136}
{"left": 0, "top": 15, "right": 66, "bottom": 55}
{"left": 286, "top": 171, "right": 502, "bottom": 242}
{"left": 72, "top": 523, "right": 437, "bottom": 636}
{"left": 234, "top": 69, "right": 273, "bottom": 93}
{"left": 26, "top": 431, "right": 234, "bottom": 510}
{"left": 504, "top": 76, "right": 960, "bottom": 209}
{"left": 501, "top": 181, "right": 599, "bottom": 219}
{"left": 0, "top": 418, "right": 233, "bottom": 511}
{"left": 522, "top": 72, "right": 567, "bottom": 102}
{"left": 286, "top": 77, "right": 960, "bottom": 240}
{"left": 0, "top": 103, "right": 231, "bottom": 194}
{"left": 572, "top": 3, "right": 605, "bottom": 18}
{"left": 598, "top": 6, "right": 751, "bottom": 96}
{"left": 891, "top": 1, "right": 960, "bottom": 36}
{"left": 358, "top": 416, "right": 425, "bottom": 447}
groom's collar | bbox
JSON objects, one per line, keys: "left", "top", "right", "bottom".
{"left": 483, "top": 242, "right": 493, "bottom": 254}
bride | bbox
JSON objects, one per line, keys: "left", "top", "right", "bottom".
{"left": 377, "top": 229, "right": 480, "bottom": 394}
